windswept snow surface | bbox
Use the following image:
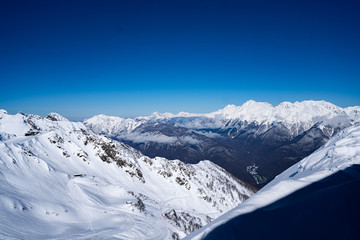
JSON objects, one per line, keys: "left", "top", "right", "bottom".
{"left": 0, "top": 111, "right": 254, "bottom": 239}
{"left": 185, "top": 123, "right": 360, "bottom": 240}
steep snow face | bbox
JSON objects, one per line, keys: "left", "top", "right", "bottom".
{"left": 0, "top": 112, "right": 254, "bottom": 239}
{"left": 185, "top": 123, "right": 360, "bottom": 240}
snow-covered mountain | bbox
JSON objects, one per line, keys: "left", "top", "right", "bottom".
{"left": 86, "top": 100, "right": 360, "bottom": 134}
{"left": 0, "top": 110, "right": 255, "bottom": 239}
{"left": 185, "top": 123, "right": 360, "bottom": 240}
{"left": 85, "top": 100, "right": 360, "bottom": 187}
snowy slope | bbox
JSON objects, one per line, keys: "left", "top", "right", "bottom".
{"left": 0, "top": 110, "right": 254, "bottom": 240}
{"left": 185, "top": 123, "right": 360, "bottom": 240}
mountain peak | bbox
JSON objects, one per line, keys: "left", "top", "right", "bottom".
{"left": 46, "top": 113, "right": 69, "bottom": 122}
{"left": 148, "top": 111, "right": 175, "bottom": 119}
{"left": 242, "top": 100, "right": 273, "bottom": 107}
{"left": 0, "top": 109, "right": 8, "bottom": 116}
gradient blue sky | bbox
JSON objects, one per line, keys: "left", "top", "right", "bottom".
{"left": 1, "top": 0, "right": 360, "bottom": 120}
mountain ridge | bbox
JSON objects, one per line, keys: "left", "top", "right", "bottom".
{"left": 0, "top": 110, "right": 254, "bottom": 239}
{"left": 86, "top": 100, "right": 360, "bottom": 127}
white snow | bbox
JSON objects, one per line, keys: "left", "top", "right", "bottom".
{"left": 84, "top": 100, "right": 360, "bottom": 139}
{"left": 0, "top": 112, "right": 254, "bottom": 239}
{"left": 84, "top": 114, "right": 143, "bottom": 135}
{"left": 185, "top": 123, "right": 360, "bottom": 240}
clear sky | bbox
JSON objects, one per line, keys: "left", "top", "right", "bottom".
{"left": 1, "top": 0, "right": 360, "bottom": 120}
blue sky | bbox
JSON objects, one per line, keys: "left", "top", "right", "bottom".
{"left": 1, "top": 0, "right": 360, "bottom": 120}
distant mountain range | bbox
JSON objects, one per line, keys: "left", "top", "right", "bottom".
{"left": 0, "top": 110, "right": 254, "bottom": 239}
{"left": 186, "top": 123, "right": 360, "bottom": 240}
{"left": 85, "top": 100, "right": 360, "bottom": 187}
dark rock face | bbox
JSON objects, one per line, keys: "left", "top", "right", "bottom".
{"left": 112, "top": 121, "right": 337, "bottom": 188}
